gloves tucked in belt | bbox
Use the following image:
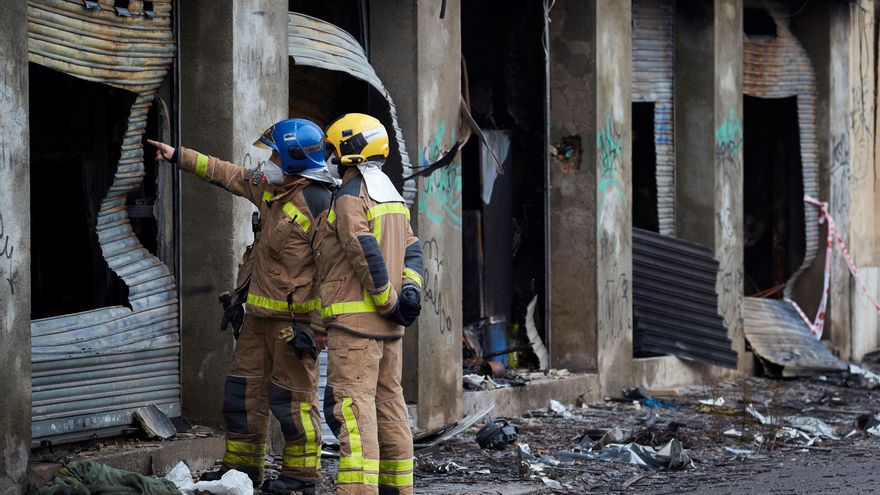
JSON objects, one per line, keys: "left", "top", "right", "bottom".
{"left": 383, "top": 283, "right": 422, "bottom": 327}
{"left": 278, "top": 324, "right": 318, "bottom": 360}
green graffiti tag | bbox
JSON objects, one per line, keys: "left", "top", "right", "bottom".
{"left": 597, "top": 116, "right": 624, "bottom": 178}
{"left": 418, "top": 121, "right": 462, "bottom": 228}
{"left": 596, "top": 115, "right": 627, "bottom": 231}
{"left": 715, "top": 108, "right": 743, "bottom": 160}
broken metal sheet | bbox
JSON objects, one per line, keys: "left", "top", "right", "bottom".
{"left": 743, "top": 9, "right": 820, "bottom": 296}
{"left": 414, "top": 402, "right": 496, "bottom": 452}
{"left": 632, "top": 228, "right": 738, "bottom": 368}
{"left": 288, "top": 13, "right": 415, "bottom": 203}
{"left": 632, "top": 0, "right": 675, "bottom": 236}
{"left": 743, "top": 297, "right": 847, "bottom": 376}
{"left": 133, "top": 404, "right": 177, "bottom": 440}
{"left": 27, "top": 0, "right": 177, "bottom": 445}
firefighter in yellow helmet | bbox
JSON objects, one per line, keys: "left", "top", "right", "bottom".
{"left": 147, "top": 118, "right": 333, "bottom": 494}
{"left": 312, "top": 113, "right": 424, "bottom": 494}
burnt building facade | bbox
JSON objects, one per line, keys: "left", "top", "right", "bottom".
{"left": 1, "top": 1, "right": 879, "bottom": 491}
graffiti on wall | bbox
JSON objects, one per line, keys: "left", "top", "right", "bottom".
{"left": 714, "top": 108, "right": 743, "bottom": 332}
{"left": 418, "top": 122, "right": 462, "bottom": 229}
{"left": 422, "top": 237, "right": 453, "bottom": 335}
{"left": 715, "top": 108, "right": 743, "bottom": 161}
{"left": 597, "top": 116, "right": 627, "bottom": 230}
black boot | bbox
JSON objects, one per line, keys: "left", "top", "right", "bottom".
{"left": 199, "top": 466, "right": 263, "bottom": 487}
{"left": 261, "top": 474, "right": 316, "bottom": 495}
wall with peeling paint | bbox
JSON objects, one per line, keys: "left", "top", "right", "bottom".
{"left": 0, "top": 3, "right": 31, "bottom": 492}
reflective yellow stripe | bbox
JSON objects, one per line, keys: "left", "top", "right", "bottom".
{"left": 299, "top": 402, "right": 318, "bottom": 456}
{"left": 262, "top": 191, "right": 273, "bottom": 202}
{"left": 337, "top": 471, "right": 379, "bottom": 485}
{"left": 366, "top": 203, "right": 410, "bottom": 221}
{"left": 339, "top": 457, "right": 379, "bottom": 471}
{"left": 226, "top": 440, "right": 268, "bottom": 455}
{"left": 342, "top": 397, "right": 362, "bottom": 460}
{"left": 378, "top": 472, "right": 413, "bottom": 487}
{"left": 379, "top": 459, "right": 414, "bottom": 471}
{"left": 402, "top": 268, "right": 423, "bottom": 288}
{"left": 282, "top": 202, "right": 311, "bottom": 232}
{"left": 328, "top": 208, "right": 336, "bottom": 224}
{"left": 373, "top": 216, "right": 382, "bottom": 240}
{"left": 224, "top": 451, "right": 265, "bottom": 468}
{"left": 291, "top": 298, "right": 321, "bottom": 314}
{"left": 282, "top": 455, "right": 319, "bottom": 468}
{"left": 372, "top": 284, "right": 392, "bottom": 306}
{"left": 195, "top": 153, "right": 209, "bottom": 178}
{"left": 247, "top": 293, "right": 319, "bottom": 314}
{"left": 321, "top": 291, "right": 376, "bottom": 318}
{"left": 337, "top": 396, "right": 378, "bottom": 485}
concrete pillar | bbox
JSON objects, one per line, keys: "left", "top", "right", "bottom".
{"left": 548, "top": 0, "right": 599, "bottom": 374}
{"left": 675, "top": 0, "right": 745, "bottom": 370}
{"left": 371, "top": 0, "right": 462, "bottom": 430}
{"left": 549, "top": 0, "right": 633, "bottom": 393}
{"left": 829, "top": 2, "right": 877, "bottom": 360}
{"left": 179, "top": 0, "right": 288, "bottom": 426}
{"left": 0, "top": 2, "right": 31, "bottom": 492}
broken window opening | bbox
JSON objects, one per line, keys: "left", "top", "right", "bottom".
{"left": 632, "top": 102, "right": 660, "bottom": 233}
{"left": 743, "top": 95, "right": 806, "bottom": 298}
{"left": 461, "top": 1, "right": 548, "bottom": 375}
{"left": 744, "top": 7, "right": 777, "bottom": 39}
{"left": 29, "top": 63, "right": 132, "bottom": 319}
{"left": 129, "top": 102, "right": 162, "bottom": 256}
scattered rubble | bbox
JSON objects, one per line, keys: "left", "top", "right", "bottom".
{"left": 475, "top": 418, "right": 518, "bottom": 450}
{"left": 133, "top": 404, "right": 177, "bottom": 440}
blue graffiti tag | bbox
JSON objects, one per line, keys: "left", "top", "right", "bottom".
{"left": 418, "top": 122, "right": 462, "bottom": 228}
{"left": 715, "top": 108, "right": 743, "bottom": 160}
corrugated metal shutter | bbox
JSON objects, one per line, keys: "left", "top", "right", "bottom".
{"left": 743, "top": 298, "right": 846, "bottom": 376}
{"left": 28, "top": 0, "right": 177, "bottom": 445}
{"left": 288, "top": 12, "right": 416, "bottom": 204}
{"left": 742, "top": 10, "right": 819, "bottom": 296}
{"left": 632, "top": 0, "right": 675, "bottom": 236}
{"left": 633, "top": 228, "right": 738, "bottom": 368}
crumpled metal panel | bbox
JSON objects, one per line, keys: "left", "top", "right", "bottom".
{"left": 288, "top": 13, "right": 415, "bottom": 203}
{"left": 633, "top": 228, "right": 738, "bottom": 368}
{"left": 743, "top": 298, "right": 846, "bottom": 376}
{"left": 743, "top": 10, "right": 819, "bottom": 297}
{"left": 27, "top": 0, "right": 177, "bottom": 444}
{"left": 632, "top": 0, "right": 675, "bottom": 236}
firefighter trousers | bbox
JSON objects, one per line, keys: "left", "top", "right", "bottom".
{"left": 222, "top": 314, "right": 322, "bottom": 483}
{"left": 324, "top": 328, "right": 414, "bottom": 495}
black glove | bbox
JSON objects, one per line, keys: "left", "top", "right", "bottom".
{"left": 383, "top": 285, "right": 421, "bottom": 327}
{"left": 219, "top": 292, "right": 245, "bottom": 340}
{"left": 288, "top": 325, "right": 318, "bottom": 360}
{"left": 399, "top": 283, "right": 422, "bottom": 323}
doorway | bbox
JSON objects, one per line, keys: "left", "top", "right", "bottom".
{"left": 743, "top": 95, "right": 806, "bottom": 297}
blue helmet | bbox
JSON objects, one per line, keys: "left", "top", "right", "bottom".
{"left": 254, "top": 118, "right": 326, "bottom": 175}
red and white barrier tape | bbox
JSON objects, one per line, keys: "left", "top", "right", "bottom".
{"left": 785, "top": 195, "right": 880, "bottom": 339}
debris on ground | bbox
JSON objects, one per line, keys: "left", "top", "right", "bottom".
{"left": 133, "top": 404, "right": 177, "bottom": 440}
{"left": 416, "top": 457, "right": 469, "bottom": 474}
{"left": 414, "top": 403, "right": 495, "bottom": 453}
{"left": 475, "top": 418, "right": 518, "bottom": 450}
{"left": 413, "top": 375, "right": 880, "bottom": 493}
{"left": 462, "top": 373, "right": 505, "bottom": 391}
{"left": 848, "top": 364, "right": 880, "bottom": 389}
{"left": 548, "top": 399, "right": 573, "bottom": 419}
{"left": 32, "top": 460, "right": 181, "bottom": 495}
{"left": 558, "top": 438, "right": 693, "bottom": 471}
{"left": 165, "top": 461, "right": 252, "bottom": 495}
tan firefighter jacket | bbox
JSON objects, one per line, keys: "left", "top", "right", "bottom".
{"left": 313, "top": 167, "right": 425, "bottom": 338}
{"left": 178, "top": 147, "right": 332, "bottom": 324}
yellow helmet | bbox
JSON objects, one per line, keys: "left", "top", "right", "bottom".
{"left": 325, "top": 113, "right": 390, "bottom": 165}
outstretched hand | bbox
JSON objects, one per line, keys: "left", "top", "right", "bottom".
{"left": 146, "top": 139, "right": 175, "bottom": 162}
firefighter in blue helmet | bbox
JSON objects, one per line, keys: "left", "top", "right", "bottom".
{"left": 148, "top": 118, "right": 335, "bottom": 494}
